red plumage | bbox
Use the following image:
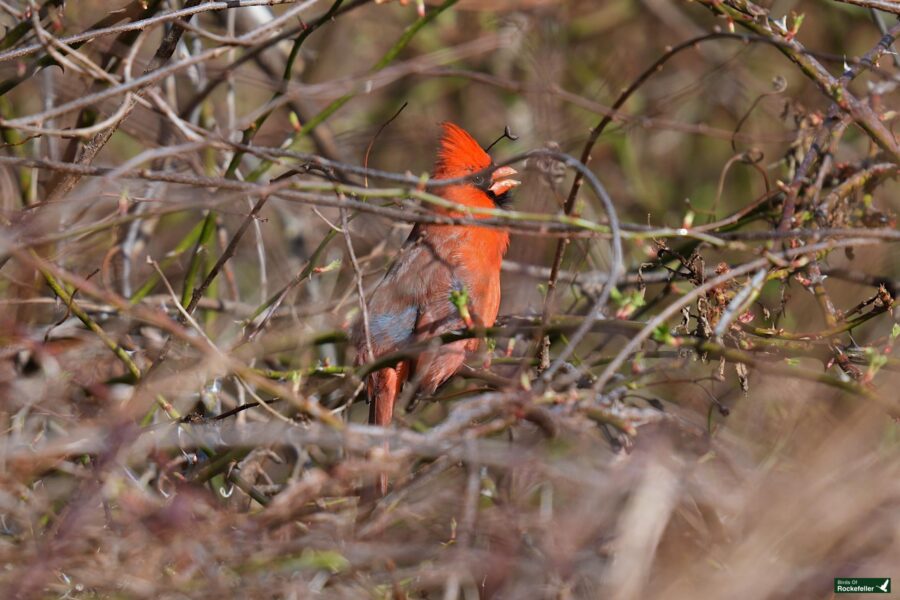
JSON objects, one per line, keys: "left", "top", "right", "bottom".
{"left": 354, "top": 123, "right": 519, "bottom": 435}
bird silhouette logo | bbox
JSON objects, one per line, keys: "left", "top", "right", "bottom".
{"left": 878, "top": 579, "right": 890, "bottom": 593}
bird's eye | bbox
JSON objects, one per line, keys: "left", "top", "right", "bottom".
{"left": 472, "top": 174, "right": 485, "bottom": 187}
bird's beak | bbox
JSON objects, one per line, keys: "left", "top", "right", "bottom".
{"left": 489, "top": 166, "right": 520, "bottom": 195}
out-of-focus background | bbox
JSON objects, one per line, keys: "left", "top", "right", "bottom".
{"left": 1, "top": 0, "right": 898, "bottom": 597}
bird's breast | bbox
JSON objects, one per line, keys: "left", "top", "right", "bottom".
{"left": 421, "top": 224, "right": 507, "bottom": 327}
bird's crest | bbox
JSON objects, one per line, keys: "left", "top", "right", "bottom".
{"left": 433, "top": 122, "right": 491, "bottom": 178}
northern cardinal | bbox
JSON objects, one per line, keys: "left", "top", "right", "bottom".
{"left": 354, "top": 122, "right": 519, "bottom": 430}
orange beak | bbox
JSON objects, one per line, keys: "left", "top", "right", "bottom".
{"left": 489, "top": 166, "right": 520, "bottom": 195}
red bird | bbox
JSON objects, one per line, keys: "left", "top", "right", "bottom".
{"left": 354, "top": 122, "right": 520, "bottom": 428}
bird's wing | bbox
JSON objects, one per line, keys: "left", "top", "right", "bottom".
{"left": 357, "top": 225, "right": 483, "bottom": 397}
{"left": 357, "top": 226, "right": 462, "bottom": 431}
{"left": 355, "top": 226, "right": 456, "bottom": 360}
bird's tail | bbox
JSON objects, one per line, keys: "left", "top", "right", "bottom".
{"left": 367, "top": 362, "right": 408, "bottom": 426}
{"left": 366, "top": 362, "right": 409, "bottom": 495}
